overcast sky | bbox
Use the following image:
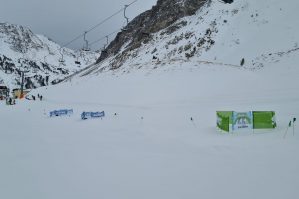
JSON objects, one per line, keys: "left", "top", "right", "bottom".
{"left": 0, "top": 0, "right": 157, "bottom": 50}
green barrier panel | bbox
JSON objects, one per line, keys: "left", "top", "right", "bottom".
{"left": 253, "top": 111, "right": 276, "bottom": 129}
{"left": 217, "top": 111, "right": 233, "bottom": 124}
{"left": 217, "top": 111, "right": 276, "bottom": 132}
{"left": 217, "top": 111, "right": 232, "bottom": 132}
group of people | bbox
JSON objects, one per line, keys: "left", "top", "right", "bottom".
{"left": 6, "top": 97, "right": 16, "bottom": 105}
{"left": 25, "top": 94, "right": 43, "bottom": 101}
{"left": 37, "top": 94, "right": 43, "bottom": 101}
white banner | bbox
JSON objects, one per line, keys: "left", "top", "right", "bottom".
{"left": 232, "top": 111, "right": 253, "bottom": 131}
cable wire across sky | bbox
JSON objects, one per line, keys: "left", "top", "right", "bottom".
{"left": 61, "top": 0, "right": 138, "bottom": 49}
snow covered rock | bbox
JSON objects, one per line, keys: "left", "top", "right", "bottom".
{"left": 0, "top": 22, "right": 99, "bottom": 89}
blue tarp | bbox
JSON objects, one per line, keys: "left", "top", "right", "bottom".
{"left": 50, "top": 109, "right": 73, "bottom": 117}
{"left": 81, "top": 111, "right": 105, "bottom": 120}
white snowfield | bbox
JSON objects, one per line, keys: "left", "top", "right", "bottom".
{"left": 1, "top": 0, "right": 299, "bottom": 198}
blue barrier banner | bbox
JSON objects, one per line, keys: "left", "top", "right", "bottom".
{"left": 50, "top": 109, "right": 73, "bottom": 117}
{"left": 81, "top": 111, "right": 105, "bottom": 120}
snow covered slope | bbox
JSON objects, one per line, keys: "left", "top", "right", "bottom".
{"left": 1, "top": 55, "right": 299, "bottom": 199}
{"left": 73, "top": 0, "right": 299, "bottom": 76}
{"left": 0, "top": 0, "right": 299, "bottom": 198}
{"left": 0, "top": 22, "right": 99, "bottom": 89}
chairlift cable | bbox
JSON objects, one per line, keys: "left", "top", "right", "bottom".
{"left": 62, "top": 0, "right": 138, "bottom": 48}
{"left": 62, "top": 33, "right": 85, "bottom": 48}
{"left": 86, "top": 8, "right": 123, "bottom": 33}
{"left": 44, "top": 0, "right": 138, "bottom": 61}
{"left": 89, "top": 28, "right": 120, "bottom": 47}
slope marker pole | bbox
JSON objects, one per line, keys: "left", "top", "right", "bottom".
{"left": 283, "top": 121, "right": 291, "bottom": 139}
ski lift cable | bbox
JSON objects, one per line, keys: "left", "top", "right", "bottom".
{"left": 61, "top": 0, "right": 138, "bottom": 49}
{"left": 60, "top": 12, "right": 120, "bottom": 48}
{"left": 89, "top": 28, "right": 120, "bottom": 47}
{"left": 89, "top": 0, "right": 137, "bottom": 46}
{"left": 44, "top": 0, "right": 138, "bottom": 60}
{"left": 86, "top": 8, "right": 123, "bottom": 33}
{"left": 62, "top": 33, "right": 85, "bottom": 48}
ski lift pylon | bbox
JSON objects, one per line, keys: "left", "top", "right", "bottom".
{"left": 124, "top": 5, "right": 129, "bottom": 25}
{"left": 58, "top": 48, "right": 65, "bottom": 63}
{"left": 74, "top": 50, "right": 81, "bottom": 65}
{"left": 101, "top": 35, "right": 109, "bottom": 53}
{"left": 105, "top": 36, "right": 109, "bottom": 47}
{"left": 121, "top": 5, "right": 130, "bottom": 31}
{"left": 82, "top": 31, "right": 90, "bottom": 51}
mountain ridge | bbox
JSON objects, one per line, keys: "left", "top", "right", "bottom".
{"left": 68, "top": 0, "right": 298, "bottom": 79}
{"left": 97, "top": 0, "right": 209, "bottom": 65}
{"left": 0, "top": 22, "right": 99, "bottom": 89}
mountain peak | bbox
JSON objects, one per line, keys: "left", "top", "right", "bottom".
{"left": 0, "top": 22, "right": 42, "bottom": 53}
{"left": 97, "top": 0, "right": 208, "bottom": 64}
{"left": 67, "top": 0, "right": 299, "bottom": 78}
{"left": 0, "top": 22, "right": 99, "bottom": 89}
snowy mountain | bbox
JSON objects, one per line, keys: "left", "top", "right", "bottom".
{"left": 1, "top": 0, "right": 299, "bottom": 199}
{"left": 69, "top": 0, "right": 299, "bottom": 77}
{"left": 0, "top": 22, "right": 99, "bottom": 89}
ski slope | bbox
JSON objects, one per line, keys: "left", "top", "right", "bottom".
{"left": 1, "top": 0, "right": 299, "bottom": 198}
{"left": 1, "top": 54, "right": 299, "bottom": 199}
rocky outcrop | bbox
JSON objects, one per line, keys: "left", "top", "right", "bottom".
{"left": 96, "top": 0, "right": 208, "bottom": 66}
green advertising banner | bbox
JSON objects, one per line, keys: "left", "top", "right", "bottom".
{"left": 217, "top": 111, "right": 276, "bottom": 132}
{"left": 253, "top": 111, "right": 276, "bottom": 129}
{"left": 217, "top": 111, "right": 232, "bottom": 132}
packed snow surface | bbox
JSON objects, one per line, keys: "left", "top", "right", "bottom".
{"left": 1, "top": 57, "right": 299, "bottom": 199}
{"left": 1, "top": 0, "right": 299, "bottom": 198}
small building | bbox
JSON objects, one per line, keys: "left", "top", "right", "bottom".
{"left": 12, "top": 88, "right": 31, "bottom": 99}
{"left": 0, "top": 85, "right": 9, "bottom": 100}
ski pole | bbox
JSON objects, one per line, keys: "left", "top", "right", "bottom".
{"left": 293, "top": 118, "right": 296, "bottom": 136}
{"left": 283, "top": 121, "right": 292, "bottom": 139}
